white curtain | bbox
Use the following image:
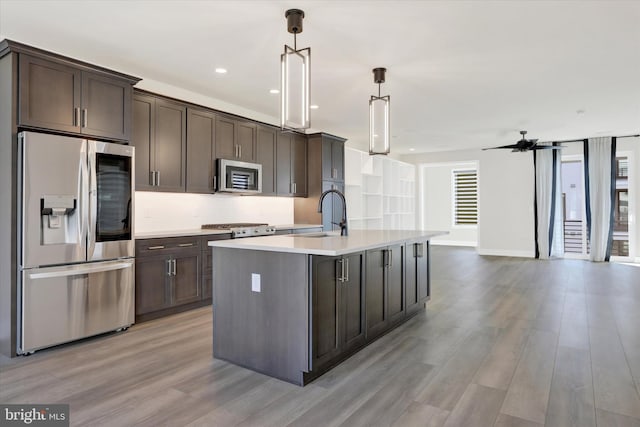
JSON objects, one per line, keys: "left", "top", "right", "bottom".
{"left": 585, "top": 137, "right": 615, "bottom": 261}
{"left": 535, "top": 145, "right": 564, "bottom": 259}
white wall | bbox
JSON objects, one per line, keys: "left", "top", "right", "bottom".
{"left": 135, "top": 192, "right": 294, "bottom": 233}
{"left": 419, "top": 163, "right": 478, "bottom": 246}
{"left": 401, "top": 148, "right": 536, "bottom": 258}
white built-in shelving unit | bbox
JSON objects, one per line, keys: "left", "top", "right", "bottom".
{"left": 345, "top": 147, "right": 416, "bottom": 230}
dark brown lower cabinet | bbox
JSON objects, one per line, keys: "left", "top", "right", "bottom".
{"left": 365, "top": 244, "right": 405, "bottom": 339}
{"left": 311, "top": 252, "right": 365, "bottom": 371}
{"left": 135, "top": 236, "right": 204, "bottom": 321}
{"left": 406, "top": 241, "right": 430, "bottom": 315}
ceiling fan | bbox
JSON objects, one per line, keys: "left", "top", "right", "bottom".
{"left": 484, "top": 131, "right": 563, "bottom": 152}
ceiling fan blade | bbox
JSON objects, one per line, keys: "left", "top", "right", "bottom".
{"left": 482, "top": 144, "right": 521, "bottom": 150}
{"left": 530, "top": 145, "right": 563, "bottom": 150}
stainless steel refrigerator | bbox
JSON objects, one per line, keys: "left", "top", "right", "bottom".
{"left": 18, "top": 131, "right": 135, "bottom": 354}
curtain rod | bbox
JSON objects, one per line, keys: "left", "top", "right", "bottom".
{"left": 551, "top": 133, "right": 640, "bottom": 144}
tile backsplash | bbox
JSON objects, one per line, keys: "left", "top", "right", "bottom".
{"left": 135, "top": 191, "right": 294, "bottom": 233}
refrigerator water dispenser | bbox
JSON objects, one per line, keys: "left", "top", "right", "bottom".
{"left": 40, "top": 195, "right": 77, "bottom": 244}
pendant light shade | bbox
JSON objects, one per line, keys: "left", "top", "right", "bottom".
{"left": 369, "top": 67, "right": 390, "bottom": 155}
{"left": 281, "top": 9, "right": 310, "bottom": 130}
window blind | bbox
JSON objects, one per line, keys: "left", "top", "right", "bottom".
{"left": 453, "top": 169, "right": 478, "bottom": 225}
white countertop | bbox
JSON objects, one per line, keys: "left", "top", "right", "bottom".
{"left": 207, "top": 229, "right": 448, "bottom": 256}
{"left": 135, "top": 224, "right": 322, "bottom": 240}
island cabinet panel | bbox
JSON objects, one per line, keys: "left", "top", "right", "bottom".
{"left": 186, "top": 108, "right": 216, "bottom": 193}
{"left": 310, "top": 252, "right": 365, "bottom": 372}
{"left": 135, "top": 236, "right": 204, "bottom": 322}
{"left": 18, "top": 53, "right": 134, "bottom": 141}
{"left": 212, "top": 248, "right": 310, "bottom": 385}
{"left": 365, "top": 244, "right": 405, "bottom": 339}
{"left": 406, "top": 241, "right": 430, "bottom": 314}
{"left": 257, "top": 126, "right": 277, "bottom": 196}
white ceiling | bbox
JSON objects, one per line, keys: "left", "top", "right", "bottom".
{"left": 1, "top": 0, "right": 639, "bottom": 154}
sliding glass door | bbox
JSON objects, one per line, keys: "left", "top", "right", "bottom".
{"left": 561, "top": 151, "right": 634, "bottom": 261}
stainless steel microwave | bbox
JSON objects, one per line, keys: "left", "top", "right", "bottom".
{"left": 217, "top": 159, "right": 262, "bottom": 194}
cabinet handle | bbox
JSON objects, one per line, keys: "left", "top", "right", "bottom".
{"left": 82, "top": 109, "right": 88, "bottom": 127}
{"left": 293, "top": 183, "right": 297, "bottom": 194}
{"left": 178, "top": 243, "right": 194, "bottom": 247}
{"left": 74, "top": 107, "right": 80, "bottom": 127}
{"left": 149, "top": 171, "right": 155, "bottom": 186}
{"left": 213, "top": 176, "right": 217, "bottom": 191}
{"left": 416, "top": 243, "right": 424, "bottom": 258}
{"left": 148, "top": 245, "right": 165, "bottom": 250}
{"left": 337, "top": 259, "right": 345, "bottom": 282}
{"left": 344, "top": 258, "right": 349, "bottom": 282}
{"left": 172, "top": 259, "right": 177, "bottom": 276}
{"left": 239, "top": 145, "right": 242, "bottom": 158}
{"left": 389, "top": 250, "right": 393, "bottom": 268}
{"left": 156, "top": 171, "right": 160, "bottom": 187}
{"left": 166, "top": 259, "right": 172, "bottom": 276}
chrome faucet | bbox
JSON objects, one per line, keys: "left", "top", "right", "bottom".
{"left": 317, "top": 188, "right": 348, "bottom": 236}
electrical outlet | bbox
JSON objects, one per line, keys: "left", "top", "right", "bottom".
{"left": 251, "top": 273, "right": 261, "bottom": 292}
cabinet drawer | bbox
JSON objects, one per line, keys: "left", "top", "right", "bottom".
{"left": 136, "top": 236, "right": 201, "bottom": 257}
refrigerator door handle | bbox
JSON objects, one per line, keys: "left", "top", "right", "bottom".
{"left": 87, "top": 141, "right": 97, "bottom": 260}
{"left": 27, "top": 261, "right": 133, "bottom": 279}
{"left": 80, "top": 141, "right": 89, "bottom": 253}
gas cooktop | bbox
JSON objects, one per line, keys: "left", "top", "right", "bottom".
{"left": 201, "top": 223, "right": 276, "bottom": 238}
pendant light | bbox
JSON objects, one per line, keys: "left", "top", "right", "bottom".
{"left": 281, "top": 9, "right": 310, "bottom": 130}
{"left": 369, "top": 67, "right": 390, "bottom": 155}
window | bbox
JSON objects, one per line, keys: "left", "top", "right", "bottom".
{"left": 453, "top": 169, "right": 478, "bottom": 225}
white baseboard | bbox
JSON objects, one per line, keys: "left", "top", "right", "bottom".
{"left": 430, "top": 240, "right": 477, "bottom": 247}
{"left": 476, "top": 248, "right": 535, "bottom": 258}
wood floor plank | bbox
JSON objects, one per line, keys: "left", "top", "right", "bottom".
{"left": 544, "top": 346, "right": 596, "bottom": 427}
{"left": 441, "top": 383, "right": 506, "bottom": 427}
{"left": 473, "top": 318, "right": 531, "bottom": 390}
{"left": 499, "top": 329, "right": 558, "bottom": 424}
{"left": 391, "top": 402, "right": 450, "bottom": 427}
{"left": 338, "top": 361, "right": 434, "bottom": 427}
{"left": 589, "top": 325, "right": 640, "bottom": 419}
{"left": 417, "top": 327, "right": 499, "bottom": 410}
{"left": 596, "top": 409, "right": 640, "bottom": 427}
{"left": 493, "top": 413, "right": 543, "bottom": 427}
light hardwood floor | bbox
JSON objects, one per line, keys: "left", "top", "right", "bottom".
{"left": 2, "top": 247, "right": 640, "bottom": 426}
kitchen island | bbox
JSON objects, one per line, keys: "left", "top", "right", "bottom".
{"left": 208, "top": 229, "right": 446, "bottom": 385}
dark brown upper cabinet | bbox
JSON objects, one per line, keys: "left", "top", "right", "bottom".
{"left": 186, "top": 108, "right": 216, "bottom": 193}
{"left": 215, "top": 115, "right": 257, "bottom": 162}
{"left": 321, "top": 135, "right": 346, "bottom": 182}
{"left": 257, "top": 125, "right": 277, "bottom": 196}
{"left": 132, "top": 93, "right": 186, "bottom": 192}
{"left": 276, "top": 131, "right": 308, "bottom": 197}
{"left": 18, "top": 53, "right": 133, "bottom": 141}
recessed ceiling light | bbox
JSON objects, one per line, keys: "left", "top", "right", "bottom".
{"left": 270, "top": 89, "right": 280, "bottom": 94}
{"left": 215, "top": 68, "right": 227, "bottom": 74}
{"left": 409, "top": 148, "right": 415, "bottom": 152}
{"left": 310, "top": 105, "right": 319, "bottom": 109}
